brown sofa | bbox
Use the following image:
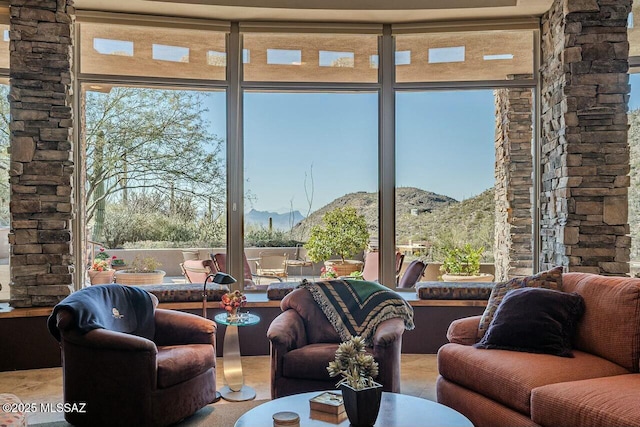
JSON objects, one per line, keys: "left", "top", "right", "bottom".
{"left": 437, "top": 272, "right": 640, "bottom": 427}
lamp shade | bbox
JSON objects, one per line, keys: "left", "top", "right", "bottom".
{"left": 212, "top": 272, "right": 237, "bottom": 285}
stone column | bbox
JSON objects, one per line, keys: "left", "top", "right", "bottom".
{"left": 494, "top": 84, "right": 534, "bottom": 281}
{"left": 8, "top": 0, "right": 75, "bottom": 307}
{"left": 540, "top": 0, "right": 631, "bottom": 275}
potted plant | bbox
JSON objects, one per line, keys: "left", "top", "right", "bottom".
{"left": 305, "top": 207, "right": 370, "bottom": 277}
{"left": 114, "top": 255, "right": 166, "bottom": 285}
{"left": 327, "top": 336, "right": 382, "bottom": 427}
{"left": 110, "top": 258, "right": 127, "bottom": 271}
{"left": 87, "top": 247, "right": 116, "bottom": 284}
{"left": 439, "top": 243, "right": 494, "bottom": 282}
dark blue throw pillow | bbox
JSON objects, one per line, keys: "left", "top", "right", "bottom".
{"left": 474, "top": 287, "right": 585, "bottom": 357}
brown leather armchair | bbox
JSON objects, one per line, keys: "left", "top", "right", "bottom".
{"left": 267, "top": 286, "right": 405, "bottom": 398}
{"left": 48, "top": 285, "right": 217, "bottom": 427}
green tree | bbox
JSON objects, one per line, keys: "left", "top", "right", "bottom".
{"left": 85, "top": 87, "right": 225, "bottom": 241}
{"left": 305, "top": 206, "right": 370, "bottom": 263}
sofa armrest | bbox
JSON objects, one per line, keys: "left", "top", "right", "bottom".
{"left": 267, "top": 309, "right": 308, "bottom": 351}
{"left": 372, "top": 318, "right": 404, "bottom": 348}
{"left": 446, "top": 315, "right": 482, "bottom": 345}
{"left": 371, "top": 318, "right": 404, "bottom": 393}
{"left": 154, "top": 309, "right": 216, "bottom": 347}
{"left": 62, "top": 327, "right": 158, "bottom": 353}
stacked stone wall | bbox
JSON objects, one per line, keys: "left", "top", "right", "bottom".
{"left": 8, "top": 0, "right": 75, "bottom": 307}
{"left": 540, "top": 0, "right": 631, "bottom": 275}
{"left": 494, "top": 85, "right": 534, "bottom": 281}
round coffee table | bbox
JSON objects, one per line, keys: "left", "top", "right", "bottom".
{"left": 234, "top": 391, "right": 473, "bottom": 427}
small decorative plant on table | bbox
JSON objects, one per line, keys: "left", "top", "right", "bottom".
{"left": 327, "top": 336, "right": 382, "bottom": 427}
{"left": 220, "top": 290, "right": 247, "bottom": 320}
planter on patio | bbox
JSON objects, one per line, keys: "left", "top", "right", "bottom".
{"left": 88, "top": 270, "right": 115, "bottom": 285}
{"left": 114, "top": 270, "right": 166, "bottom": 285}
{"left": 325, "top": 260, "right": 363, "bottom": 277}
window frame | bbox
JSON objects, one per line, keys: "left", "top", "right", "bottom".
{"left": 73, "top": 13, "right": 541, "bottom": 291}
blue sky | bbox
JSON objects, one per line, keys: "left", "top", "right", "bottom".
{"left": 205, "top": 90, "right": 496, "bottom": 214}
{"left": 630, "top": 73, "right": 640, "bottom": 110}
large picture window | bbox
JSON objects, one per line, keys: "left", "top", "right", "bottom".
{"left": 243, "top": 91, "right": 378, "bottom": 286}
{"left": 81, "top": 84, "right": 227, "bottom": 284}
{"left": 74, "top": 18, "right": 537, "bottom": 291}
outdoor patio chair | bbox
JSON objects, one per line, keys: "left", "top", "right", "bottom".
{"left": 255, "top": 252, "right": 289, "bottom": 281}
{"left": 180, "top": 259, "right": 217, "bottom": 283}
{"left": 211, "top": 252, "right": 284, "bottom": 290}
{"left": 397, "top": 259, "right": 427, "bottom": 288}
{"left": 361, "top": 251, "right": 405, "bottom": 283}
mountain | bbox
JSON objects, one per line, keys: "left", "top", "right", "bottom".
{"left": 289, "top": 187, "right": 494, "bottom": 254}
{"left": 245, "top": 209, "right": 305, "bottom": 230}
{"left": 292, "top": 187, "right": 460, "bottom": 241}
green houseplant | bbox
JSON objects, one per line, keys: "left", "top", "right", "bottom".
{"left": 439, "top": 243, "right": 494, "bottom": 282}
{"left": 327, "top": 336, "right": 382, "bottom": 427}
{"left": 114, "top": 255, "right": 166, "bottom": 285}
{"left": 305, "top": 207, "right": 370, "bottom": 277}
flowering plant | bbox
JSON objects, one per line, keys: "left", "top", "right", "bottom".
{"left": 90, "top": 259, "right": 112, "bottom": 272}
{"left": 320, "top": 265, "right": 338, "bottom": 279}
{"left": 94, "top": 247, "right": 111, "bottom": 261}
{"left": 220, "top": 290, "right": 247, "bottom": 313}
{"left": 89, "top": 247, "right": 117, "bottom": 271}
{"left": 327, "top": 336, "right": 379, "bottom": 390}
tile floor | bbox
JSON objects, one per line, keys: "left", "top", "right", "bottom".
{"left": 0, "top": 354, "right": 438, "bottom": 425}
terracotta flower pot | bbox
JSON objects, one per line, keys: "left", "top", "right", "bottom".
{"left": 88, "top": 270, "right": 115, "bottom": 285}
{"left": 324, "top": 260, "right": 363, "bottom": 277}
{"left": 114, "top": 270, "right": 166, "bottom": 285}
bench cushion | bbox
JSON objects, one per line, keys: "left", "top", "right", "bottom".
{"left": 416, "top": 282, "right": 493, "bottom": 300}
{"left": 144, "top": 283, "right": 228, "bottom": 303}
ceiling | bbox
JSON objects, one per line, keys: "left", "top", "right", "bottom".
{"left": 73, "top": 0, "right": 553, "bottom": 23}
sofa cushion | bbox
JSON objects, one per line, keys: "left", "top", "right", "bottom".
{"left": 437, "top": 343, "right": 630, "bottom": 415}
{"left": 562, "top": 273, "right": 640, "bottom": 373}
{"left": 157, "top": 344, "right": 214, "bottom": 388}
{"left": 477, "top": 267, "right": 563, "bottom": 339}
{"left": 282, "top": 343, "right": 339, "bottom": 381}
{"left": 531, "top": 374, "right": 640, "bottom": 427}
{"left": 474, "top": 288, "right": 585, "bottom": 357}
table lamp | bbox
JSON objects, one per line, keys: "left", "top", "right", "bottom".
{"left": 203, "top": 272, "right": 237, "bottom": 318}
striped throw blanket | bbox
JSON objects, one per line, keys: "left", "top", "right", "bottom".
{"left": 300, "top": 279, "right": 414, "bottom": 343}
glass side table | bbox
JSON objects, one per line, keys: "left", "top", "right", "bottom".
{"left": 214, "top": 312, "right": 261, "bottom": 402}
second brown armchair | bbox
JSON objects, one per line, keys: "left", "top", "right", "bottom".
{"left": 267, "top": 286, "right": 405, "bottom": 398}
